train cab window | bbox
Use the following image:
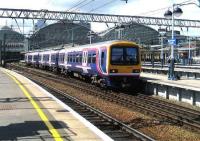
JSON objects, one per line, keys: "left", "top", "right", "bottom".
{"left": 111, "top": 46, "right": 138, "bottom": 65}
{"left": 126, "top": 48, "right": 138, "bottom": 64}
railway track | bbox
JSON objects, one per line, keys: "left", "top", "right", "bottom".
{"left": 7, "top": 63, "right": 200, "bottom": 133}
{"left": 13, "top": 69, "right": 154, "bottom": 141}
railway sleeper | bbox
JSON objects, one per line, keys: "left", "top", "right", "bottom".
{"left": 106, "top": 132, "right": 133, "bottom": 139}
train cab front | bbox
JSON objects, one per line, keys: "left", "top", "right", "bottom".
{"left": 107, "top": 42, "right": 141, "bottom": 88}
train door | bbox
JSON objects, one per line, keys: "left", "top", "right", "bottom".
{"left": 82, "top": 51, "right": 88, "bottom": 74}
{"left": 100, "top": 48, "right": 107, "bottom": 73}
{"left": 64, "top": 53, "right": 68, "bottom": 65}
{"left": 82, "top": 51, "right": 88, "bottom": 66}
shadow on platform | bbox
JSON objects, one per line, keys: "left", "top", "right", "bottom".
{"left": 0, "top": 97, "right": 53, "bottom": 103}
{"left": 0, "top": 120, "right": 76, "bottom": 140}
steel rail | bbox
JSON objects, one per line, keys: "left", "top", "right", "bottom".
{"left": 27, "top": 73, "right": 155, "bottom": 141}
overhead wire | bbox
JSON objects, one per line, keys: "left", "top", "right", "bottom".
{"left": 89, "top": 0, "right": 116, "bottom": 12}
{"left": 67, "top": 0, "right": 89, "bottom": 12}
{"left": 72, "top": 0, "right": 95, "bottom": 12}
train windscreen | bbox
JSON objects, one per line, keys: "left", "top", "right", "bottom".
{"left": 111, "top": 46, "right": 139, "bottom": 65}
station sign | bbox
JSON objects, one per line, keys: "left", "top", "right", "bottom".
{"left": 168, "top": 38, "right": 176, "bottom": 45}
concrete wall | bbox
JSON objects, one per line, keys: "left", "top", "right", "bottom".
{"left": 145, "top": 82, "right": 200, "bottom": 107}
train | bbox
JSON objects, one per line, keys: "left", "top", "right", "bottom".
{"left": 25, "top": 40, "right": 141, "bottom": 88}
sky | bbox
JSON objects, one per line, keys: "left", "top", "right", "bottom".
{"left": 0, "top": 0, "right": 200, "bottom": 36}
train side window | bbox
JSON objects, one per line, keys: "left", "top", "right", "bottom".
{"left": 51, "top": 54, "right": 55, "bottom": 62}
{"left": 88, "top": 54, "right": 91, "bottom": 63}
{"left": 67, "top": 54, "right": 70, "bottom": 62}
{"left": 68, "top": 54, "right": 71, "bottom": 62}
{"left": 72, "top": 54, "right": 74, "bottom": 63}
{"left": 39, "top": 55, "right": 41, "bottom": 61}
{"left": 73, "top": 54, "right": 76, "bottom": 63}
{"left": 44, "top": 55, "right": 46, "bottom": 61}
{"left": 71, "top": 54, "right": 73, "bottom": 63}
{"left": 70, "top": 54, "right": 72, "bottom": 63}
{"left": 92, "top": 54, "right": 96, "bottom": 63}
{"left": 47, "top": 55, "right": 49, "bottom": 61}
{"left": 80, "top": 54, "right": 82, "bottom": 63}
{"left": 76, "top": 54, "right": 79, "bottom": 63}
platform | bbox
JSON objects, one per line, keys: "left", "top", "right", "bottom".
{"left": 142, "top": 66, "right": 200, "bottom": 79}
{"left": 140, "top": 72, "right": 200, "bottom": 107}
{"left": 0, "top": 67, "right": 112, "bottom": 141}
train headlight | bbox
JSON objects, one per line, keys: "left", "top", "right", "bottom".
{"left": 132, "top": 69, "right": 140, "bottom": 73}
{"left": 110, "top": 69, "right": 118, "bottom": 73}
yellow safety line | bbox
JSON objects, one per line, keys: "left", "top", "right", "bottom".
{"left": 4, "top": 70, "right": 63, "bottom": 141}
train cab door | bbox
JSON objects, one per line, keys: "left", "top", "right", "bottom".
{"left": 99, "top": 48, "right": 107, "bottom": 73}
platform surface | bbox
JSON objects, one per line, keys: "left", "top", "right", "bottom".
{"left": 141, "top": 72, "right": 200, "bottom": 90}
{"left": 0, "top": 68, "right": 112, "bottom": 141}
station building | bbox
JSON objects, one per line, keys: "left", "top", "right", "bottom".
{"left": 0, "top": 26, "right": 24, "bottom": 62}
{"left": 29, "top": 21, "right": 94, "bottom": 50}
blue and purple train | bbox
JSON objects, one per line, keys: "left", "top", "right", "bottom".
{"left": 25, "top": 40, "right": 141, "bottom": 88}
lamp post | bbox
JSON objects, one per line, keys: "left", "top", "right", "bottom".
{"left": 158, "top": 28, "right": 166, "bottom": 68}
{"left": 164, "top": 1, "right": 200, "bottom": 79}
{"left": 164, "top": 5, "right": 183, "bottom": 80}
{"left": 188, "top": 36, "right": 191, "bottom": 64}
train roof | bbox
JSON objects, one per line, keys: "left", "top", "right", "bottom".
{"left": 63, "top": 40, "right": 138, "bottom": 50}
{"left": 25, "top": 40, "right": 139, "bottom": 54}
